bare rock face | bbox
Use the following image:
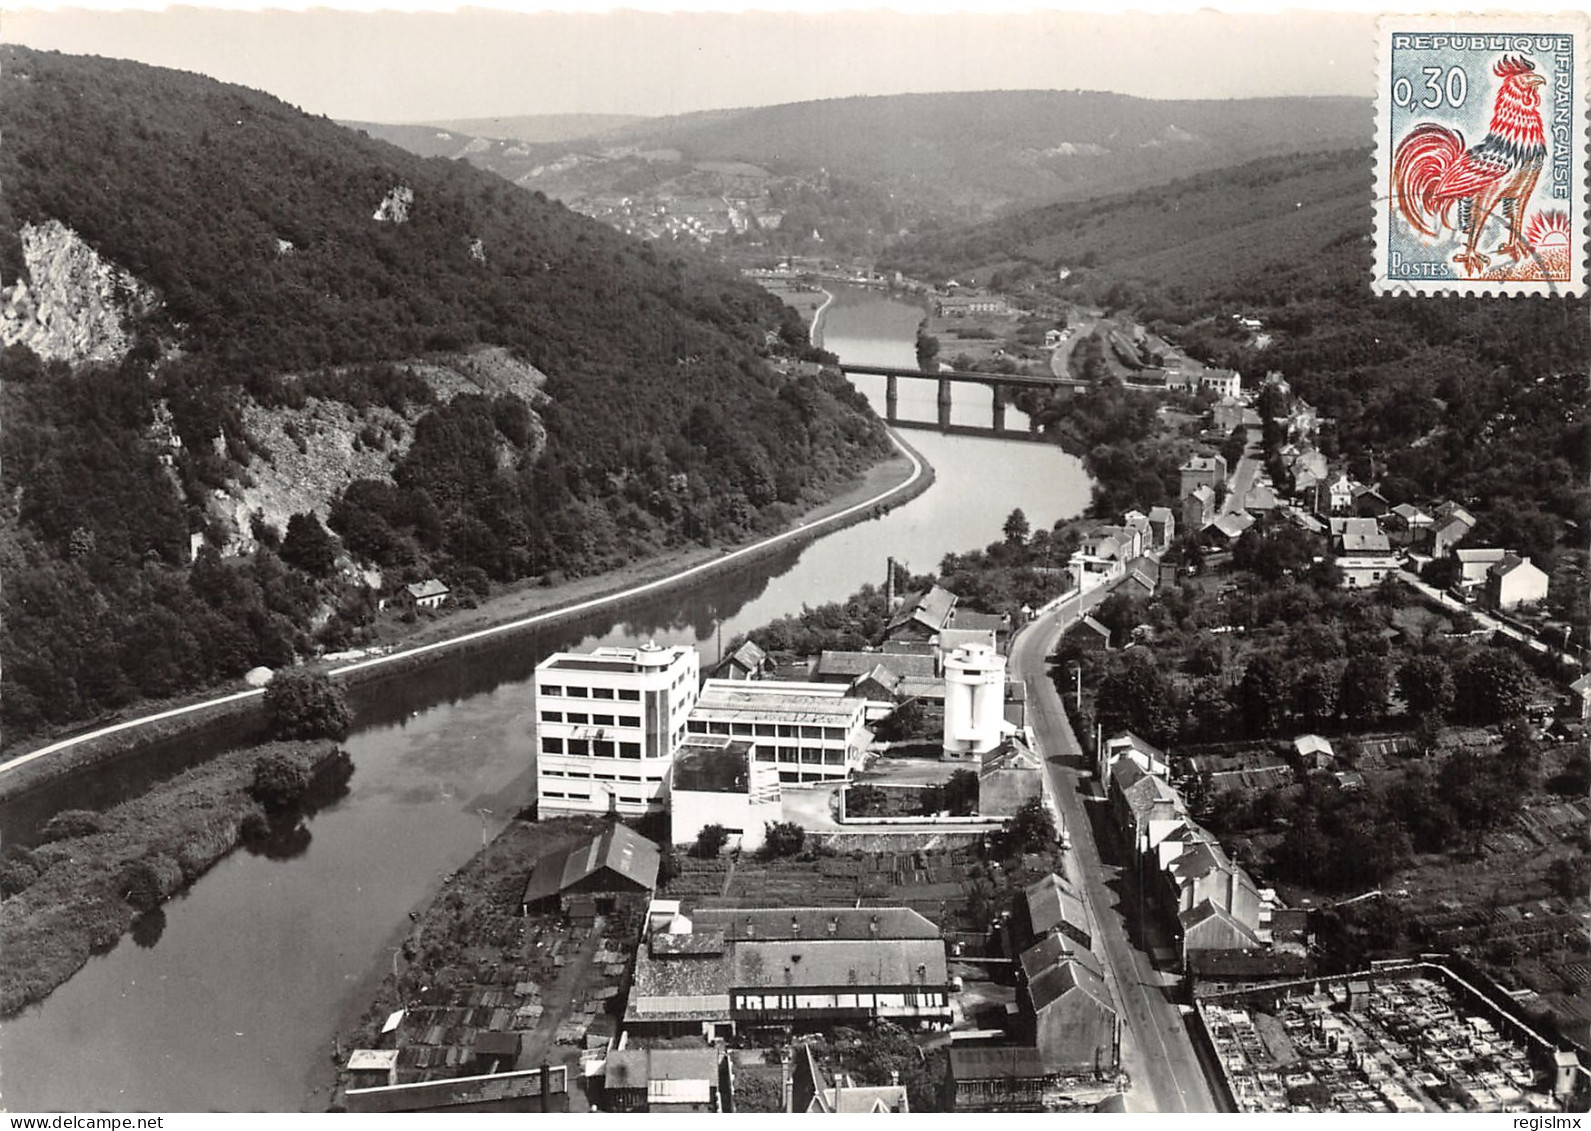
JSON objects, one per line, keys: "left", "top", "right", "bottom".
{"left": 372, "top": 185, "right": 414, "bottom": 223}
{"left": 197, "top": 348, "right": 548, "bottom": 556}
{"left": 0, "top": 220, "right": 156, "bottom": 363}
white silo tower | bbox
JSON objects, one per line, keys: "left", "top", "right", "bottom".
{"left": 942, "top": 642, "right": 1006, "bottom": 762}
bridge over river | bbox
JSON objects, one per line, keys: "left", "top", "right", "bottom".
{"left": 840, "top": 363, "right": 1085, "bottom": 441}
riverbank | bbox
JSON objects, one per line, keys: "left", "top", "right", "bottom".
{"left": 310, "top": 815, "right": 612, "bottom": 1112}
{"left": 0, "top": 741, "right": 346, "bottom": 1016}
{"left": 810, "top": 285, "right": 836, "bottom": 347}
{"left": 0, "top": 439, "right": 930, "bottom": 806}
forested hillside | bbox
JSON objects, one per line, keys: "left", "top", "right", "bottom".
{"left": 523, "top": 90, "right": 1369, "bottom": 221}
{"left": 0, "top": 47, "right": 888, "bottom": 741}
{"left": 889, "top": 149, "right": 1589, "bottom": 604}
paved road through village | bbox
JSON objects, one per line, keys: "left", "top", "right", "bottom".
{"left": 1010, "top": 590, "right": 1219, "bottom": 1114}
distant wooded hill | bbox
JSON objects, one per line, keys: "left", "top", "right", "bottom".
{"left": 342, "top": 113, "right": 647, "bottom": 161}
{"left": 355, "top": 90, "right": 1369, "bottom": 245}
{"left": 0, "top": 46, "right": 886, "bottom": 741}
{"left": 558, "top": 91, "right": 1369, "bottom": 213}
{"left": 423, "top": 113, "right": 646, "bottom": 144}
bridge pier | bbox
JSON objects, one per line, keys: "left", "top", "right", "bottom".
{"left": 885, "top": 373, "right": 898, "bottom": 423}
{"left": 991, "top": 384, "right": 1006, "bottom": 433}
{"left": 937, "top": 377, "right": 952, "bottom": 428}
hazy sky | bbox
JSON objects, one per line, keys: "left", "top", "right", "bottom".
{"left": 3, "top": 5, "right": 1383, "bottom": 122}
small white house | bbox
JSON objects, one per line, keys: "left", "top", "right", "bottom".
{"left": 1486, "top": 554, "right": 1549, "bottom": 611}
{"left": 403, "top": 578, "right": 450, "bottom": 611}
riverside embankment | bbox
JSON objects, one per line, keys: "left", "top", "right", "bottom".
{"left": 0, "top": 437, "right": 929, "bottom": 813}
{"left": 0, "top": 284, "right": 1094, "bottom": 1112}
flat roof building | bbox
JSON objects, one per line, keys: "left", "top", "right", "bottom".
{"left": 669, "top": 737, "right": 782, "bottom": 854}
{"left": 534, "top": 642, "right": 699, "bottom": 816}
{"left": 688, "top": 679, "right": 868, "bottom": 785}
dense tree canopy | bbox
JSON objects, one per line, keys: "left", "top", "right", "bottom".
{"left": 0, "top": 47, "right": 890, "bottom": 741}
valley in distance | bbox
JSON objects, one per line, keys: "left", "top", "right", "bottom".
{"left": 0, "top": 47, "right": 1585, "bottom": 1118}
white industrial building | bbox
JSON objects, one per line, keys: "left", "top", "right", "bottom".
{"left": 942, "top": 641, "right": 1007, "bottom": 762}
{"left": 534, "top": 642, "right": 699, "bottom": 816}
{"left": 669, "top": 737, "right": 782, "bottom": 853}
{"left": 687, "top": 679, "right": 869, "bottom": 784}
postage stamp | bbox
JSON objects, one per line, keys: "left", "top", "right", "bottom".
{"left": 1374, "top": 14, "right": 1589, "bottom": 297}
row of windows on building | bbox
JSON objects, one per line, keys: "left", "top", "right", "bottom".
{"left": 731, "top": 991, "right": 948, "bottom": 1012}
{"left": 538, "top": 684, "right": 641, "bottom": 701}
{"left": 756, "top": 747, "right": 847, "bottom": 765}
{"left": 542, "top": 737, "right": 644, "bottom": 757}
{"left": 539, "top": 710, "right": 642, "bottom": 727}
{"left": 541, "top": 768, "right": 665, "bottom": 783}
{"left": 686, "top": 719, "right": 850, "bottom": 742}
{"left": 541, "top": 789, "right": 653, "bottom": 806}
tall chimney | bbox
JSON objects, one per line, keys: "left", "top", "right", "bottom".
{"left": 886, "top": 557, "right": 896, "bottom": 611}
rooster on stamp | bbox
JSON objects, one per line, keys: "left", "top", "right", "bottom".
{"left": 1375, "top": 15, "right": 1588, "bottom": 297}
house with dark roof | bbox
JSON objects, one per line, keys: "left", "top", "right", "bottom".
{"left": 1098, "top": 731, "right": 1169, "bottom": 783}
{"left": 1184, "top": 948, "right": 1313, "bottom": 997}
{"left": 1427, "top": 503, "right": 1477, "bottom": 556}
{"left": 625, "top": 905, "right": 952, "bottom": 1037}
{"left": 848, "top": 664, "right": 905, "bottom": 712}
{"left": 1022, "top": 874, "right": 1093, "bottom": 952}
{"left": 812, "top": 650, "right": 937, "bottom": 686}
{"left": 885, "top": 585, "right": 958, "bottom": 643}
{"left": 1019, "top": 930, "right": 1104, "bottom": 985}
{"left": 1208, "top": 511, "right": 1256, "bottom": 545}
{"left": 1183, "top": 484, "right": 1217, "bottom": 533}
{"left": 1485, "top": 553, "right": 1548, "bottom": 611}
{"left": 791, "top": 1044, "right": 910, "bottom": 1113}
{"left": 1179, "top": 899, "right": 1262, "bottom": 963}
{"left": 714, "top": 639, "right": 770, "bottom": 681}
{"left": 520, "top": 824, "right": 660, "bottom": 915}
{"left": 978, "top": 736, "right": 1043, "bottom": 817}
{"left": 1073, "top": 615, "right": 1111, "bottom": 652}
{"left": 1108, "top": 760, "right": 1186, "bottom": 854}
{"left": 948, "top": 1046, "right": 1060, "bottom": 1111}
{"left": 1335, "top": 529, "right": 1396, "bottom": 589}
{"left": 1162, "top": 839, "right": 1263, "bottom": 958}
{"left": 602, "top": 1047, "right": 721, "bottom": 1112}
{"left": 1386, "top": 503, "right": 1434, "bottom": 547}
{"left": 1021, "top": 951, "right": 1119, "bottom": 1076}
{"left": 1122, "top": 558, "right": 1158, "bottom": 598}
{"left": 1146, "top": 506, "right": 1176, "bottom": 553}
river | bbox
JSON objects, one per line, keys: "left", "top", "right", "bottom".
{"left": 0, "top": 286, "right": 1090, "bottom": 1112}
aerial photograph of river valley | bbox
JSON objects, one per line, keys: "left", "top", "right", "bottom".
{"left": 0, "top": 2, "right": 1586, "bottom": 1119}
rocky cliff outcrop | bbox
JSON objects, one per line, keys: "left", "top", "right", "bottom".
{"left": 197, "top": 347, "right": 548, "bottom": 555}
{"left": 0, "top": 220, "right": 155, "bottom": 363}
